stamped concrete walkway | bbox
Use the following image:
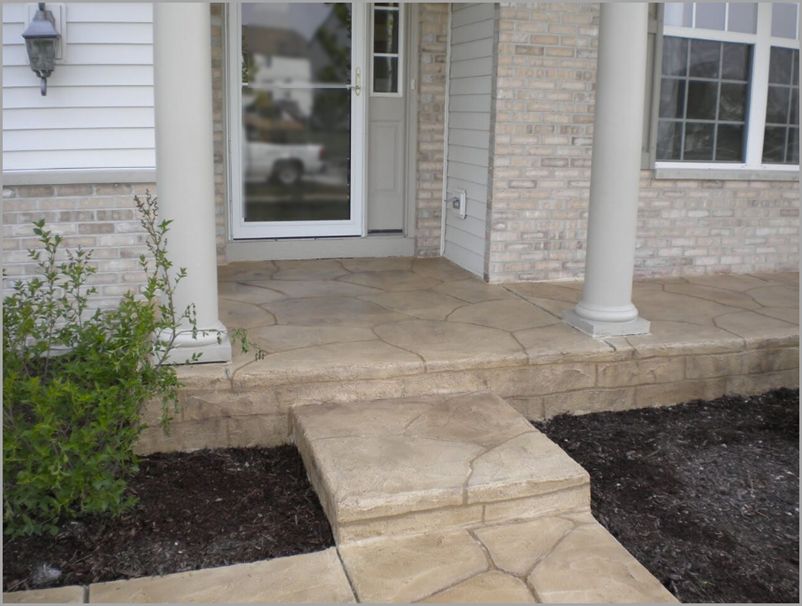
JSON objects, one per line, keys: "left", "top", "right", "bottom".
{"left": 139, "top": 259, "right": 798, "bottom": 453}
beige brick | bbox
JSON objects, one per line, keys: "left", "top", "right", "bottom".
{"left": 597, "top": 357, "right": 685, "bottom": 388}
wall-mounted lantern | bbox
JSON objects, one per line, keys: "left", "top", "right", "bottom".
{"left": 22, "top": 3, "right": 61, "bottom": 96}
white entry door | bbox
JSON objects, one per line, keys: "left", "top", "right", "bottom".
{"left": 230, "top": 2, "right": 367, "bottom": 239}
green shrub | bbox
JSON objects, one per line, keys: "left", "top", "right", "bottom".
{"left": 3, "top": 192, "right": 213, "bottom": 537}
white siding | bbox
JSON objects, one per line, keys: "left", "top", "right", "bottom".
{"left": 2, "top": 3, "right": 154, "bottom": 172}
{"left": 443, "top": 3, "right": 496, "bottom": 277}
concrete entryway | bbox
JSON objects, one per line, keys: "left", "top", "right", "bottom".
{"left": 137, "top": 258, "right": 798, "bottom": 454}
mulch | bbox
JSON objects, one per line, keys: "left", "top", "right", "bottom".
{"left": 534, "top": 388, "right": 800, "bottom": 604}
{"left": 3, "top": 445, "right": 334, "bottom": 592}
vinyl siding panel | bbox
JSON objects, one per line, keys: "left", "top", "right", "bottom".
{"left": 2, "top": 2, "right": 155, "bottom": 173}
{"left": 443, "top": 3, "right": 496, "bottom": 278}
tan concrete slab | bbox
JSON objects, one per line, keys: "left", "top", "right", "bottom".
{"left": 374, "top": 319, "right": 527, "bottom": 371}
{"left": 633, "top": 289, "right": 740, "bottom": 325}
{"left": 448, "top": 299, "right": 557, "bottom": 331}
{"left": 338, "top": 530, "right": 488, "bottom": 603}
{"left": 412, "top": 258, "right": 476, "bottom": 282}
{"left": 467, "top": 432, "right": 589, "bottom": 503}
{"left": 421, "top": 571, "right": 535, "bottom": 603}
{"left": 757, "top": 307, "right": 800, "bottom": 324}
{"left": 433, "top": 279, "right": 516, "bottom": 303}
{"left": 267, "top": 296, "right": 407, "bottom": 327}
{"left": 474, "top": 516, "right": 574, "bottom": 577}
{"left": 245, "top": 279, "right": 381, "bottom": 299}
{"left": 341, "top": 270, "right": 442, "bottom": 292}
{"left": 217, "top": 261, "right": 276, "bottom": 282}
{"left": 686, "top": 273, "right": 773, "bottom": 292}
{"left": 662, "top": 281, "right": 763, "bottom": 310}
{"left": 527, "top": 522, "right": 678, "bottom": 603}
{"left": 360, "top": 289, "right": 466, "bottom": 320}
{"left": 236, "top": 340, "right": 424, "bottom": 383}
{"left": 747, "top": 284, "right": 799, "bottom": 309}
{"left": 714, "top": 310, "right": 798, "bottom": 345}
{"left": 3, "top": 586, "right": 85, "bottom": 603}
{"left": 514, "top": 323, "right": 619, "bottom": 363}
{"left": 249, "top": 324, "right": 376, "bottom": 353}
{"left": 292, "top": 392, "right": 589, "bottom": 535}
{"left": 219, "top": 298, "right": 275, "bottom": 329}
{"left": 624, "top": 320, "right": 745, "bottom": 356}
{"left": 506, "top": 282, "right": 580, "bottom": 305}
{"left": 341, "top": 257, "right": 414, "bottom": 273}
{"left": 219, "top": 280, "right": 286, "bottom": 304}
{"left": 89, "top": 548, "right": 354, "bottom": 603}
{"left": 272, "top": 259, "right": 349, "bottom": 281}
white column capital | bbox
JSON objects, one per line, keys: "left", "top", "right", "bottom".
{"left": 563, "top": 2, "right": 650, "bottom": 338}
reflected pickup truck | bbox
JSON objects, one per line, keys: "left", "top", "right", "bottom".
{"left": 245, "top": 141, "right": 326, "bottom": 186}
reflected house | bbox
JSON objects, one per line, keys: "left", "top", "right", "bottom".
{"left": 243, "top": 26, "right": 312, "bottom": 138}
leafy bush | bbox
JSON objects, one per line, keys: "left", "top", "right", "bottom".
{"left": 3, "top": 192, "right": 213, "bottom": 537}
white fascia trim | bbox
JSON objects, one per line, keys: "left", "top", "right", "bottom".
{"left": 653, "top": 162, "right": 799, "bottom": 181}
{"left": 3, "top": 168, "right": 157, "bottom": 186}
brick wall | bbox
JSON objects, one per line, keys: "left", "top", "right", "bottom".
{"left": 2, "top": 183, "right": 153, "bottom": 309}
{"left": 414, "top": 3, "right": 449, "bottom": 256}
{"left": 486, "top": 2, "right": 800, "bottom": 283}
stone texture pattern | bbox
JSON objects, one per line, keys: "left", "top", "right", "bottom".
{"left": 88, "top": 548, "right": 354, "bottom": 603}
{"left": 338, "top": 517, "right": 677, "bottom": 603}
{"left": 3, "top": 586, "right": 85, "bottom": 603}
{"left": 137, "top": 259, "right": 798, "bottom": 454}
{"left": 487, "top": 2, "right": 799, "bottom": 282}
{"left": 292, "top": 392, "right": 589, "bottom": 541}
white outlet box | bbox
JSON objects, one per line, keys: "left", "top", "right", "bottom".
{"left": 450, "top": 189, "right": 467, "bottom": 219}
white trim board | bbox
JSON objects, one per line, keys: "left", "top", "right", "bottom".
{"left": 225, "top": 234, "right": 415, "bottom": 262}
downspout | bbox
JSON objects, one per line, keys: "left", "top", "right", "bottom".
{"left": 439, "top": 3, "right": 453, "bottom": 256}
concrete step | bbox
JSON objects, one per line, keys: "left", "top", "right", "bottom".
{"left": 291, "top": 391, "right": 590, "bottom": 543}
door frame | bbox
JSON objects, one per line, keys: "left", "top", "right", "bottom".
{"left": 227, "top": 0, "right": 368, "bottom": 240}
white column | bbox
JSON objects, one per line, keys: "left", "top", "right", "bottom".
{"left": 563, "top": 2, "right": 650, "bottom": 338}
{"left": 153, "top": 2, "right": 231, "bottom": 363}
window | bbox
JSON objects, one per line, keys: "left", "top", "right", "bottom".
{"left": 763, "top": 47, "right": 799, "bottom": 164}
{"left": 657, "top": 3, "right": 800, "bottom": 169}
{"left": 371, "top": 2, "right": 402, "bottom": 95}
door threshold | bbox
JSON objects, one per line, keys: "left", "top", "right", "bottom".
{"left": 225, "top": 234, "right": 416, "bottom": 262}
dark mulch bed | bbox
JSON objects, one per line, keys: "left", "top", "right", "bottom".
{"left": 3, "top": 445, "right": 333, "bottom": 592}
{"left": 535, "top": 388, "right": 800, "bottom": 604}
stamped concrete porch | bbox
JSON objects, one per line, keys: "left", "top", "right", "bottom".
{"left": 138, "top": 257, "right": 799, "bottom": 453}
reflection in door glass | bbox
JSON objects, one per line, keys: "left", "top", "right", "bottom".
{"left": 242, "top": 3, "right": 352, "bottom": 223}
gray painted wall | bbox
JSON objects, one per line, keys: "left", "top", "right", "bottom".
{"left": 442, "top": 3, "right": 496, "bottom": 278}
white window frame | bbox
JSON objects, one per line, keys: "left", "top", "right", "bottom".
{"left": 657, "top": 3, "right": 799, "bottom": 172}
{"left": 370, "top": 2, "right": 404, "bottom": 97}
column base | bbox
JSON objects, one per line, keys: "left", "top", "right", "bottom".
{"left": 562, "top": 309, "right": 650, "bottom": 338}
{"left": 159, "top": 322, "right": 232, "bottom": 365}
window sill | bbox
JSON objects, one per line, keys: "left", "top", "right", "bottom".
{"left": 652, "top": 166, "right": 800, "bottom": 181}
{"left": 2, "top": 168, "right": 156, "bottom": 186}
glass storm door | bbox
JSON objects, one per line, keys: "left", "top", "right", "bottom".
{"left": 231, "top": 2, "right": 366, "bottom": 239}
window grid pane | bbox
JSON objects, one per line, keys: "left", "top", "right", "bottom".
{"left": 372, "top": 4, "right": 401, "bottom": 94}
{"left": 763, "top": 48, "right": 800, "bottom": 164}
{"left": 657, "top": 36, "right": 751, "bottom": 162}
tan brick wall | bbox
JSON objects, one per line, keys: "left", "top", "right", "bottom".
{"left": 486, "top": 2, "right": 800, "bottom": 283}
{"left": 414, "top": 3, "right": 449, "bottom": 256}
{"left": 2, "top": 183, "right": 154, "bottom": 308}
